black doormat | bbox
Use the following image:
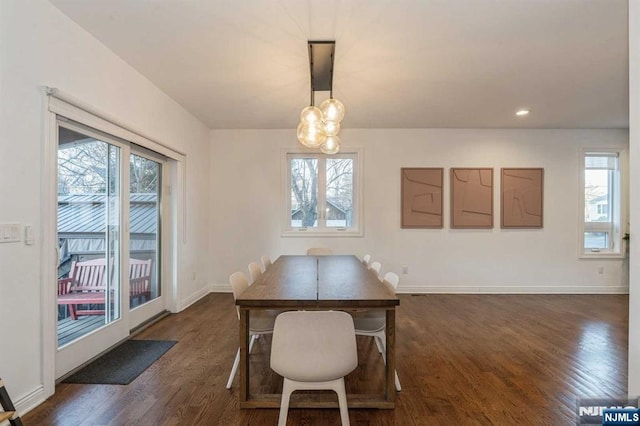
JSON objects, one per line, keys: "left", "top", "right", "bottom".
{"left": 63, "top": 340, "right": 177, "bottom": 385}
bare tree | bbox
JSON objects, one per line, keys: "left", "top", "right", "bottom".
{"left": 59, "top": 139, "right": 158, "bottom": 195}
{"left": 291, "top": 159, "right": 318, "bottom": 227}
{"left": 326, "top": 158, "right": 353, "bottom": 211}
{"left": 130, "top": 155, "right": 159, "bottom": 193}
{"left": 58, "top": 140, "right": 109, "bottom": 194}
{"left": 290, "top": 157, "right": 353, "bottom": 227}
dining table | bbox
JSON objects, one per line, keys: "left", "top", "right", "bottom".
{"left": 235, "top": 254, "right": 400, "bottom": 409}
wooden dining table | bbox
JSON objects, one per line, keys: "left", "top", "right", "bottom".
{"left": 235, "top": 254, "right": 400, "bottom": 409}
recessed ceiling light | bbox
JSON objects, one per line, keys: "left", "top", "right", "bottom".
{"left": 516, "top": 109, "right": 530, "bottom": 116}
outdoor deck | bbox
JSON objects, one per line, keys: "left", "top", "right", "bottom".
{"left": 58, "top": 315, "right": 105, "bottom": 347}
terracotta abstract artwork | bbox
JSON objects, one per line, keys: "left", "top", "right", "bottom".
{"left": 401, "top": 168, "right": 443, "bottom": 228}
{"left": 450, "top": 168, "right": 493, "bottom": 228}
{"left": 501, "top": 168, "right": 543, "bottom": 228}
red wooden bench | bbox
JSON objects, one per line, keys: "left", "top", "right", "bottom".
{"left": 128, "top": 258, "right": 153, "bottom": 306}
{"left": 58, "top": 258, "right": 152, "bottom": 320}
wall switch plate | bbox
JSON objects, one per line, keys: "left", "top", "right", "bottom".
{"left": 24, "top": 225, "right": 34, "bottom": 245}
{"left": 0, "top": 223, "right": 21, "bottom": 243}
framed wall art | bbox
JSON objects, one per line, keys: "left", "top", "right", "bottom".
{"left": 501, "top": 168, "right": 544, "bottom": 228}
{"left": 450, "top": 168, "right": 493, "bottom": 228}
{"left": 401, "top": 168, "right": 443, "bottom": 228}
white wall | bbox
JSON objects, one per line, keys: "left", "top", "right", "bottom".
{"left": 0, "top": 0, "right": 210, "bottom": 411}
{"left": 210, "top": 128, "right": 628, "bottom": 293}
{"left": 0, "top": 0, "right": 632, "bottom": 415}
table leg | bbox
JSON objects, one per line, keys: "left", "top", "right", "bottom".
{"left": 239, "top": 308, "right": 249, "bottom": 403}
{"left": 385, "top": 308, "right": 396, "bottom": 402}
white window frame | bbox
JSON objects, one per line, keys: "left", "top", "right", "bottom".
{"left": 579, "top": 148, "right": 626, "bottom": 258}
{"left": 281, "top": 147, "right": 363, "bottom": 237}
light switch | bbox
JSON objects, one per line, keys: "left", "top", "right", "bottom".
{"left": 0, "top": 223, "right": 21, "bottom": 243}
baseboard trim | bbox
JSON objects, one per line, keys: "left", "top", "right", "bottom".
{"left": 398, "top": 285, "right": 629, "bottom": 294}
{"left": 208, "top": 283, "right": 628, "bottom": 295}
{"left": 210, "top": 284, "right": 231, "bottom": 293}
{"left": 179, "top": 286, "right": 213, "bottom": 311}
{"left": 13, "top": 385, "right": 44, "bottom": 418}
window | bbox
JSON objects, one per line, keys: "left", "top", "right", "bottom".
{"left": 580, "top": 150, "right": 624, "bottom": 256}
{"left": 283, "top": 150, "right": 362, "bottom": 236}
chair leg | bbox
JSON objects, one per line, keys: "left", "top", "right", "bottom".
{"left": 373, "top": 335, "right": 384, "bottom": 354}
{"left": 226, "top": 348, "right": 240, "bottom": 389}
{"left": 278, "top": 378, "right": 294, "bottom": 426}
{"left": 282, "top": 378, "right": 350, "bottom": 426}
{"left": 227, "top": 335, "right": 259, "bottom": 389}
{"left": 378, "top": 332, "right": 387, "bottom": 364}
{"left": 394, "top": 370, "right": 402, "bottom": 392}
{"left": 333, "top": 378, "right": 350, "bottom": 426}
{"left": 377, "top": 332, "right": 402, "bottom": 392}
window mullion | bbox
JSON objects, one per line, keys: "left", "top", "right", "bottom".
{"left": 317, "top": 157, "right": 327, "bottom": 229}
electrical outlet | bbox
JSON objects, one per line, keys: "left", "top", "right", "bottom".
{"left": 402, "top": 265, "right": 409, "bottom": 274}
{"left": 597, "top": 266, "right": 605, "bottom": 275}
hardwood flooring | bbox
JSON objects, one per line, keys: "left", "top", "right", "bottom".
{"left": 25, "top": 293, "right": 628, "bottom": 425}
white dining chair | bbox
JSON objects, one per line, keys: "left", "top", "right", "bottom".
{"left": 248, "top": 261, "right": 262, "bottom": 284}
{"left": 352, "top": 272, "right": 402, "bottom": 391}
{"left": 261, "top": 255, "right": 272, "bottom": 272}
{"left": 226, "top": 271, "right": 277, "bottom": 389}
{"left": 306, "top": 247, "right": 333, "bottom": 256}
{"left": 368, "top": 261, "right": 382, "bottom": 280}
{"left": 271, "top": 310, "right": 358, "bottom": 426}
{"left": 362, "top": 254, "right": 371, "bottom": 266}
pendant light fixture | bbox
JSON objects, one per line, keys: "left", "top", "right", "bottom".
{"left": 297, "top": 41, "right": 345, "bottom": 154}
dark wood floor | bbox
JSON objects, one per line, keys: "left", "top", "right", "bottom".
{"left": 25, "top": 293, "right": 628, "bottom": 425}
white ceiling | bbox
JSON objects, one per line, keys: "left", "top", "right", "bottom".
{"left": 49, "top": 0, "right": 629, "bottom": 130}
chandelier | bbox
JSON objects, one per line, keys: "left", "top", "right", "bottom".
{"left": 296, "top": 41, "right": 345, "bottom": 154}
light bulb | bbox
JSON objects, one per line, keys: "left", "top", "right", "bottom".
{"left": 320, "top": 135, "right": 341, "bottom": 154}
{"left": 323, "top": 120, "right": 341, "bottom": 137}
{"left": 319, "top": 98, "right": 345, "bottom": 123}
{"left": 297, "top": 122, "right": 326, "bottom": 148}
{"left": 300, "top": 106, "right": 323, "bottom": 125}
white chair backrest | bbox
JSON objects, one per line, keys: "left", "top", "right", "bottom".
{"left": 362, "top": 254, "right": 371, "bottom": 266}
{"left": 261, "top": 255, "right": 272, "bottom": 272}
{"left": 230, "top": 271, "right": 250, "bottom": 319}
{"left": 230, "top": 271, "right": 250, "bottom": 299}
{"left": 369, "top": 261, "right": 382, "bottom": 276}
{"left": 248, "top": 262, "right": 262, "bottom": 284}
{"left": 271, "top": 310, "right": 358, "bottom": 382}
{"left": 382, "top": 272, "right": 399, "bottom": 291}
{"left": 306, "top": 247, "right": 333, "bottom": 256}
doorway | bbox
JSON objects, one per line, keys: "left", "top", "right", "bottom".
{"left": 54, "top": 119, "right": 170, "bottom": 378}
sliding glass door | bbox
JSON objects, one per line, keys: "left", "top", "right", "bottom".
{"left": 57, "top": 125, "right": 122, "bottom": 345}
{"left": 56, "top": 122, "right": 129, "bottom": 377}
{"left": 128, "top": 149, "right": 165, "bottom": 327}
{"left": 55, "top": 120, "right": 167, "bottom": 378}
